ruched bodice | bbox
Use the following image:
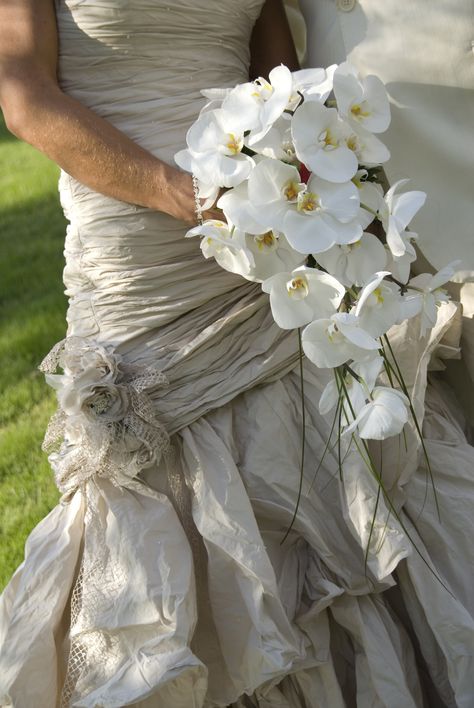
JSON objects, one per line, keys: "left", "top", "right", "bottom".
{"left": 55, "top": 0, "right": 304, "bottom": 436}
{"left": 55, "top": 0, "right": 264, "bottom": 160}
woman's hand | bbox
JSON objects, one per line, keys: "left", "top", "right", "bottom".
{"left": 159, "top": 168, "right": 223, "bottom": 225}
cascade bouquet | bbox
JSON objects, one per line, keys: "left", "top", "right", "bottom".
{"left": 175, "top": 63, "right": 458, "bottom": 544}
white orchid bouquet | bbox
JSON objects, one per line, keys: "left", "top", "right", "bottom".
{"left": 175, "top": 63, "right": 458, "bottom": 550}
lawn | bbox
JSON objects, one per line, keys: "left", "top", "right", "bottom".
{"left": 0, "top": 113, "right": 66, "bottom": 589}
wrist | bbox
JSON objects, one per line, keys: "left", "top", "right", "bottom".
{"left": 153, "top": 162, "right": 194, "bottom": 222}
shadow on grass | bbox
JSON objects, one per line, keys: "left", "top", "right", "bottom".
{"left": 0, "top": 188, "right": 65, "bottom": 588}
{"left": 0, "top": 193, "right": 67, "bottom": 424}
{"left": 0, "top": 192, "right": 66, "bottom": 308}
{"left": 0, "top": 123, "right": 67, "bottom": 589}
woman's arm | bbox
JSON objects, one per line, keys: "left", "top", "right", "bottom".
{"left": 250, "top": 0, "right": 300, "bottom": 79}
{"left": 0, "top": 0, "right": 209, "bottom": 224}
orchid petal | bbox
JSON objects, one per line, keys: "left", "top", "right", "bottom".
{"left": 218, "top": 182, "right": 270, "bottom": 235}
{"left": 392, "top": 191, "right": 427, "bottom": 229}
{"left": 319, "top": 380, "right": 340, "bottom": 415}
{"left": 282, "top": 209, "right": 336, "bottom": 254}
{"left": 355, "top": 271, "right": 392, "bottom": 316}
{"left": 302, "top": 318, "right": 361, "bottom": 368}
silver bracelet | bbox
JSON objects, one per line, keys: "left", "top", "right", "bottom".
{"left": 192, "top": 174, "right": 204, "bottom": 226}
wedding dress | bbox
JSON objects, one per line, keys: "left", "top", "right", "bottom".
{"left": 1, "top": 1, "right": 473, "bottom": 707}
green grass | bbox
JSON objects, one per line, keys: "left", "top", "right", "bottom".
{"left": 0, "top": 113, "right": 66, "bottom": 589}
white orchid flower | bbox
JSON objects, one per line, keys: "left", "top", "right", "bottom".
{"left": 379, "top": 180, "right": 426, "bottom": 258}
{"left": 302, "top": 312, "right": 380, "bottom": 368}
{"left": 247, "top": 157, "right": 305, "bottom": 223}
{"left": 217, "top": 180, "right": 271, "bottom": 235}
{"left": 287, "top": 65, "right": 337, "bottom": 110}
{"left": 187, "top": 107, "right": 248, "bottom": 154}
{"left": 222, "top": 65, "right": 294, "bottom": 147}
{"left": 354, "top": 271, "right": 403, "bottom": 338}
{"left": 282, "top": 174, "right": 362, "bottom": 254}
{"left": 249, "top": 65, "right": 294, "bottom": 142}
{"left": 344, "top": 387, "right": 410, "bottom": 440}
{"left": 242, "top": 231, "right": 305, "bottom": 283}
{"left": 247, "top": 115, "right": 296, "bottom": 163}
{"left": 385, "top": 232, "right": 418, "bottom": 284}
{"left": 246, "top": 159, "right": 362, "bottom": 254}
{"left": 319, "top": 355, "right": 383, "bottom": 416}
{"left": 186, "top": 220, "right": 253, "bottom": 277}
{"left": 245, "top": 157, "right": 308, "bottom": 234}
{"left": 354, "top": 174, "right": 384, "bottom": 229}
{"left": 175, "top": 108, "right": 254, "bottom": 188}
{"left": 315, "top": 232, "right": 387, "bottom": 287}
{"left": 262, "top": 266, "right": 345, "bottom": 329}
{"left": 402, "top": 261, "right": 460, "bottom": 335}
{"left": 333, "top": 62, "right": 391, "bottom": 134}
{"left": 292, "top": 101, "right": 358, "bottom": 183}
{"left": 342, "top": 123, "right": 390, "bottom": 167}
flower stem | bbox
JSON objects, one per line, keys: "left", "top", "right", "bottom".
{"left": 381, "top": 334, "right": 440, "bottom": 522}
{"left": 280, "top": 328, "right": 306, "bottom": 544}
{"left": 360, "top": 202, "right": 380, "bottom": 218}
{"left": 307, "top": 393, "right": 341, "bottom": 494}
{"left": 334, "top": 366, "right": 450, "bottom": 592}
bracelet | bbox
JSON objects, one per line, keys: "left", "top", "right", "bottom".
{"left": 192, "top": 174, "right": 204, "bottom": 226}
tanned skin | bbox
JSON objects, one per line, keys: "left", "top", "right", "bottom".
{"left": 0, "top": 0, "right": 299, "bottom": 224}
{"left": 250, "top": 0, "right": 300, "bottom": 79}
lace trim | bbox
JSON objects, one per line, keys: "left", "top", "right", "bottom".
{"left": 38, "top": 337, "right": 179, "bottom": 705}
{"left": 59, "top": 487, "right": 136, "bottom": 707}
{"left": 39, "top": 337, "right": 213, "bottom": 705}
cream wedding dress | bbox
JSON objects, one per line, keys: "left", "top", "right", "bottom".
{"left": 1, "top": 1, "right": 474, "bottom": 707}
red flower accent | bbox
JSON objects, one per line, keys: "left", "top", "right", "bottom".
{"left": 299, "top": 164, "right": 311, "bottom": 184}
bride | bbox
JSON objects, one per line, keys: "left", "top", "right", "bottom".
{"left": 0, "top": 1, "right": 473, "bottom": 706}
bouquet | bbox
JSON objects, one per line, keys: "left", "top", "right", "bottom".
{"left": 175, "top": 63, "right": 458, "bottom": 551}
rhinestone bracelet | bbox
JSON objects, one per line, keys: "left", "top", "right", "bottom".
{"left": 192, "top": 174, "right": 204, "bottom": 226}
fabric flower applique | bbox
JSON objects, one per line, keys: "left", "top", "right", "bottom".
{"left": 39, "top": 337, "right": 170, "bottom": 498}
